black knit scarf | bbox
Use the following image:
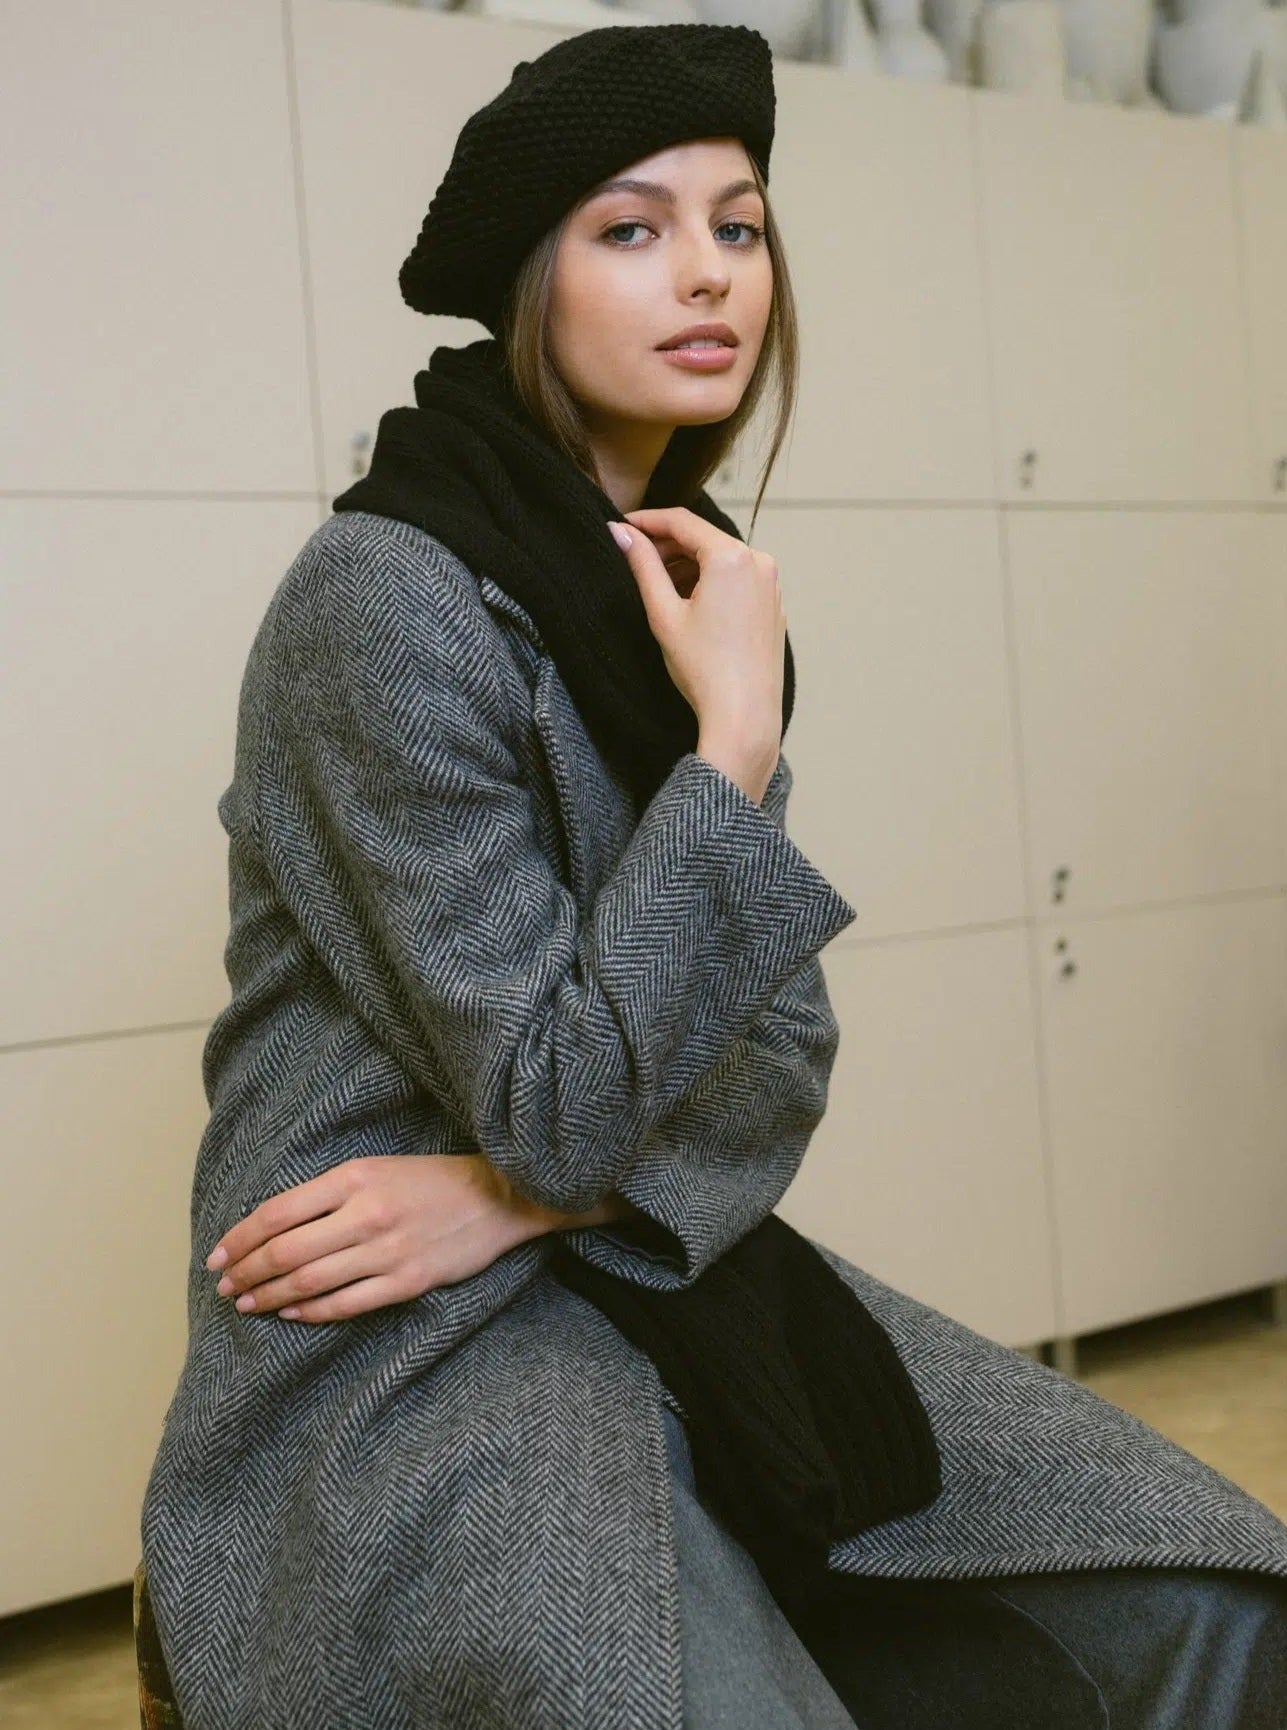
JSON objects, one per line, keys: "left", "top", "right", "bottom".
{"left": 333, "top": 335, "right": 793, "bottom": 817}
{"left": 332, "top": 337, "right": 943, "bottom": 1635}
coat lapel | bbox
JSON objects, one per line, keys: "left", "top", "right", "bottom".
{"left": 478, "top": 572, "right": 636, "bottom": 907}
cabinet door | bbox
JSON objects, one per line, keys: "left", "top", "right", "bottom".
{"left": 1, "top": 0, "right": 315, "bottom": 493}
{"left": 717, "top": 69, "right": 993, "bottom": 503}
{"left": 1036, "top": 895, "right": 1287, "bottom": 1338}
{"left": 752, "top": 504, "right": 1027, "bottom": 935}
{"left": 291, "top": 3, "right": 570, "bottom": 500}
{"left": 779, "top": 928, "right": 1057, "bottom": 1349}
{"left": 975, "top": 93, "right": 1252, "bottom": 504}
{"left": 1233, "top": 129, "right": 1287, "bottom": 505}
{"left": 0, "top": 499, "right": 319, "bottom": 1046}
{"left": 0, "top": 1029, "right": 203, "bottom": 1615}
{"left": 1006, "top": 510, "right": 1282, "bottom": 915}
{"left": 1265, "top": 517, "right": 1287, "bottom": 878}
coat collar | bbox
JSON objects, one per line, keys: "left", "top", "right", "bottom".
{"left": 477, "top": 571, "right": 637, "bottom": 906}
{"left": 476, "top": 570, "right": 544, "bottom": 650}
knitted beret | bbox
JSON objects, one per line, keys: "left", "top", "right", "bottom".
{"left": 398, "top": 22, "right": 776, "bottom": 332}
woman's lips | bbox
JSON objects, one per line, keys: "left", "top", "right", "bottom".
{"left": 657, "top": 343, "right": 738, "bottom": 371}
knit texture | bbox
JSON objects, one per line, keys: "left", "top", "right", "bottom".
{"left": 549, "top": 1213, "right": 942, "bottom": 1631}
{"left": 398, "top": 23, "right": 776, "bottom": 332}
{"left": 333, "top": 335, "right": 794, "bottom": 819}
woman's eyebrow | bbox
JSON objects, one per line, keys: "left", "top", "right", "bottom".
{"left": 586, "top": 176, "right": 761, "bottom": 207}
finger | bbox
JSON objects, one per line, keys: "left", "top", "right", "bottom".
{"left": 230, "top": 1243, "right": 380, "bottom": 1315}
{"left": 623, "top": 509, "right": 746, "bottom": 590}
{"left": 664, "top": 557, "right": 700, "bottom": 599}
{"left": 279, "top": 1274, "right": 408, "bottom": 1325}
{"left": 218, "top": 1211, "right": 363, "bottom": 1298}
{"left": 611, "top": 519, "right": 683, "bottom": 636}
{"left": 643, "top": 536, "right": 693, "bottom": 566}
{"left": 620, "top": 522, "right": 684, "bottom": 551}
{"left": 206, "top": 1167, "right": 348, "bottom": 1271}
{"left": 631, "top": 533, "right": 699, "bottom": 583}
{"left": 622, "top": 507, "right": 729, "bottom": 556}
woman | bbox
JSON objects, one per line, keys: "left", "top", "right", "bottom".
{"left": 141, "top": 22, "right": 1287, "bottom": 1729}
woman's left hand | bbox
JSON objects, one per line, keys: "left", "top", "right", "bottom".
{"left": 204, "top": 1153, "right": 547, "bottom": 1324}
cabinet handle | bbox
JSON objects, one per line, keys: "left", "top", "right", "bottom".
{"left": 1274, "top": 456, "right": 1287, "bottom": 494}
{"left": 1051, "top": 863, "right": 1070, "bottom": 903}
{"left": 351, "top": 430, "right": 372, "bottom": 478}
{"left": 1018, "top": 448, "right": 1038, "bottom": 490}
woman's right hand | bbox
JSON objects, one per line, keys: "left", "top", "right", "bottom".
{"left": 609, "top": 506, "right": 786, "bottom": 763}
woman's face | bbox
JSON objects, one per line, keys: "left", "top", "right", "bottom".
{"left": 547, "top": 137, "right": 773, "bottom": 437}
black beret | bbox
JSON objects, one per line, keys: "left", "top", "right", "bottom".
{"left": 398, "top": 22, "right": 776, "bottom": 332}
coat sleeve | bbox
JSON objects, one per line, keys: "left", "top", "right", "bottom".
{"left": 565, "top": 751, "right": 849, "bottom": 1287}
{"left": 254, "top": 516, "right": 858, "bottom": 1217}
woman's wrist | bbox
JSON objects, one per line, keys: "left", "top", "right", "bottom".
{"left": 518, "top": 1189, "right": 649, "bottom": 1236}
{"left": 473, "top": 1153, "right": 649, "bottom": 1240}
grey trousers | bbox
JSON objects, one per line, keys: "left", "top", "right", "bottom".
{"left": 662, "top": 1402, "right": 1287, "bottom": 1729}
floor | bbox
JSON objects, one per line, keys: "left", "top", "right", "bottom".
{"left": 2, "top": 1288, "right": 1284, "bottom": 1728}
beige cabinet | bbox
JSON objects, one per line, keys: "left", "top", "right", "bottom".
{"left": 754, "top": 503, "right": 1027, "bottom": 933}
{"left": 780, "top": 929, "right": 1058, "bottom": 1350}
{"left": 0, "top": 499, "right": 319, "bottom": 1046}
{"left": 290, "top": 2, "right": 560, "bottom": 501}
{"left": 1233, "top": 129, "right": 1287, "bottom": 505}
{"left": 1, "top": 1, "right": 316, "bottom": 494}
{"left": 975, "top": 94, "right": 1253, "bottom": 505}
{"left": 759, "top": 504, "right": 1055, "bottom": 1345}
{"left": 720, "top": 69, "right": 994, "bottom": 503}
{"left": 1266, "top": 517, "right": 1287, "bottom": 871}
{"left": 1005, "top": 510, "right": 1283, "bottom": 914}
{"left": 0, "top": 1029, "right": 205, "bottom": 1617}
{"left": 1036, "top": 895, "right": 1287, "bottom": 1337}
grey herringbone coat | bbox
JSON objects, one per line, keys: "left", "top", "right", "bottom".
{"left": 142, "top": 509, "right": 1287, "bottom": 1730}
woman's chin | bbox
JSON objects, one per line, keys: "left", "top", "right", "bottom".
{"left": 656, "top": 377, "right": 745, "bottom": 424}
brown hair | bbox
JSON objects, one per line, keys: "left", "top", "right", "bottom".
{"left": 496, "top": 152, "right": 799, "bottom": 541}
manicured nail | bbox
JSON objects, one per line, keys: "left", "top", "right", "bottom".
{"left": 608, "top": 522, "right": 632, "bottom": 549}
{"left": 207, "top": 1246, "right": 227, "bottom": 1270}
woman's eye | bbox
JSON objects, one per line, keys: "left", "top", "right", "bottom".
{"left": 604, "top": 220, "right": 650, "bottom": 246}
{"left": 602, "top": 219, "right": 766, "bottom": 248}
{"left": 716, "top": 221, "right": 765, "bottom": 246}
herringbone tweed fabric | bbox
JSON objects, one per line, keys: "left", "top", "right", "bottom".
{"left": 141, "top": 511, "right": 1287, "bottom": 1729}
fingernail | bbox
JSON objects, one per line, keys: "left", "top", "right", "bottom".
{"left": 608, "top": 522, "right": 632, "bottom": 549}
{"left": 235, "top": 1293, "right": 256, "bottom": 1312}
{"left": 207, "top": 1246, "right": 227, "bottom": 1270}
{"left": 216, "top": 1276, "right": 233, "bottom": 1296}
{"left": 281, "top": 1307, "right": 300, "bottom": 1321}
